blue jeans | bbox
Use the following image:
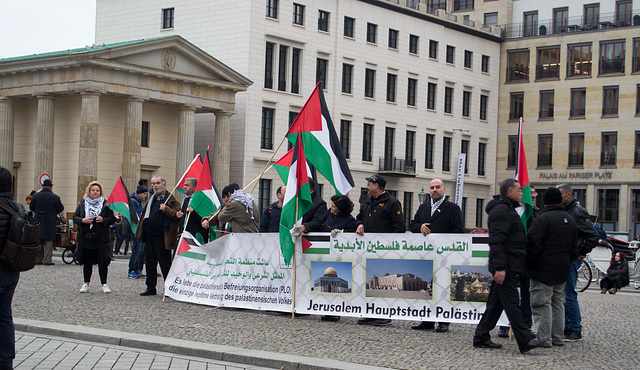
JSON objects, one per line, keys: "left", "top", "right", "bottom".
{"left": 0, "top": 268, "right": 19, "bottom": 369}
{"left": 128, "top": 241, "right": 146, "bottom": 273}
{"left": 564, "top": 259, "right": 582, "bottom": 333}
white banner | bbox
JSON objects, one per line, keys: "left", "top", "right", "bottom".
{"left": 454, "top": 153, "right": 466, "bottom": 209}
{"left": 165, "top": 232, "right": 494, "bottom": 324}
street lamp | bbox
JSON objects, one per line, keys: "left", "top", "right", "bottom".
{"left": 418, "top": 187, "right": 427, "bottom": 204}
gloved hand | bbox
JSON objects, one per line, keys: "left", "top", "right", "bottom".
{"left": 291, "top": 225, "right": 306, "bottom": 237}
{"left": 330, "top": 229, "right": 343, "bottom": 238}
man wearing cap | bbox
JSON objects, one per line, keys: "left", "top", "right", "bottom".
{"left": 409, "top": 178, "right": 463, "bottom": 333}
{"left": 128, "top": 181, "right": 148, "bottom": 279}
{"left": 30, "top": 179, "right": 64, "bottom": 265}
{"left": 356, "top": 174, "right": 405, "bottom": 325}
{"left": 526, "top": 187, "right": 578, "bottom": 347}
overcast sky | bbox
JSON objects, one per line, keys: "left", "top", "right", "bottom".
{"left": 0, "top": 0, "right": 96, "bottom": 59}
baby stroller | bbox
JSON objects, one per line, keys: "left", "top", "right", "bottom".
{"left": 62, "top": 230, "right": 78, "bottom": 264}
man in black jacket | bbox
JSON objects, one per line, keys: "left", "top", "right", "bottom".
{"left": 0, "top": 166, "right": 20, "bottom": 369}
{"left": 302, "top": 178, "right": 327, "bottom": 227}
{"left": 29, "top": 179, "right": 64, "bottom": 265}
{"left": 260, "top": 186, "right": 286, "bottom": 232}
{"left": 473, "top": 178, "right": 543, "bottom": 354}
{"left": 558, "top": 183, "right": 598, "bottom": 342}
{"left": 409, "top": 179, "right": 463, "bottom": 333}
{"left": 527, "top": 187, "right": 578, "bottom": 347}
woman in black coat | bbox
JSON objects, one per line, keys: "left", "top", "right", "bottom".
{"left": 73, "top": 181, "right": 115, "bottom": 294}
{"left": 600, "top": 251, "right": 629, "bottom": 294}
{"left": 300, "top": 195, "right": 356, "bottom": 233}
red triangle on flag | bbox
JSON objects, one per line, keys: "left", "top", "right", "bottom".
{"left": 176, "top": 237, "right": 191, "bottom": 255}
{"left": 301, "top": 236, "right": 312, "bottom": 253}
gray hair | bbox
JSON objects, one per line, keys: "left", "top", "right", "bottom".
{"left": 185, "top": 177, "right": 197, "bottom": 186}
{"left": 151, "top": 176, "right": 166, "bottom": 185}
{"left": 499, "top": 178, "right": 519, "bottom": 196}
{"left": 557, "top": 183, "right": 572, "bottom": 194}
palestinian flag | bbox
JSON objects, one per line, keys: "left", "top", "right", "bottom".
{"left": 286, "top": 82, "right": 354, "bottom": 195}
{"left": 190, "top": 149, "right": 222, "bottom": 240}
{"left": 279, "top": 130, "right": 313, "bottom": 265}
{"left": 176, "top": 231, "right": 206, "bottom": 261}
{"left": 515, "top": 117, "right": 533, "bottom": 232}
{"left": 274, "top": 147, "right": 313, "bottom": 185}
{"left": 106, "top": 176, "right": 139, "bottom": 234}
{"left": 177, "top": 154, "right": 202, "bottom": 194}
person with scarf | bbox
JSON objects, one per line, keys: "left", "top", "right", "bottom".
{"left": 202, "top": 187, "right": 260, "bottom": 233}
{"left": 73, "top": 181, "right": 116, "bottom": 293}
{"left": 600, "top": 251, "right": 629, "bottom": 294}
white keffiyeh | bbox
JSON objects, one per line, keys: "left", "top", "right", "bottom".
{"left": 229, "top": 189, "right": 256, "bottom": 219}
{"left": 84, "top": 196, "right": 105, "bottom": 217}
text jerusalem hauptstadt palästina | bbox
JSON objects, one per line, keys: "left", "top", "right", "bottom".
{"left": 305, "top": 300, "right": 484, "bottom": 320}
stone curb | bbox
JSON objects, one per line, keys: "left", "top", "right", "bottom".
{"left": 14, "top": 318, "right": 386, "bottom": 370}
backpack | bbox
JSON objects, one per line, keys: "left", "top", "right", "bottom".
{"left": 0, "top": 199, "right": 42, "bottom": 271}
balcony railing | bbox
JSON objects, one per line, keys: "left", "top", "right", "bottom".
{"left": 567, "top": 61, "right": 592, "bottom": 77}
{"left": 600, "top": 58, "right": 625, "bottom": 74}
{"left": 536, "top": 64, "right": 560, "bottom": 79}
{"left": 503, "top": 10, "right": 640, "bottom": 39}
{"left": 633, "top": 57, "right": 640, "bottom": 73}
{"left": 506, "top": 66, "right": 529, "bottom": 82}
{"left": 378, "top": 157, "right": 416, "bottom": 174}
{"left": 537, "top": 154, "right": 552, "bottom": 167}
{"left": 603, "top": 106, "right": 619, "bottom": 115}
{"left": 570, "top": 108, "right": 586, "bottom": 117}
{"left": 568, "top": 153, "right": 584, "bottom": 167}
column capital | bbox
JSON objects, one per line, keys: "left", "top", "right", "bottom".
{"left": 179, "top": 105, "right": 198, "bottom": 112}
{"left": 0, "top": 97, "right": 14, "bottom": 102}
{"left": 126, "top": 96, "right": 146, "bottom": 103}
{"left": 80, "top": 91, "right": 102, "bottom": 97}
{"left": 213, "top": 110, "right": 233, "bottom": 117}
{"left": 33, "top": 94, "right": 55, "bottom": 101}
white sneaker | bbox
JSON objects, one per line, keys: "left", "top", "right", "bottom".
{"left": 102, "top": 284, "right": 112, "bottom": 294}
{"left": 79, "top": 284, "right": 90, "bottom": 293}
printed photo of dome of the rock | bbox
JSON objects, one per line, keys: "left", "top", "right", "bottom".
{"left": 449, "top": 265, "right": 492, "bottom": 302}
{"left": 365, "top": 259, "right": 433, "bottom": 299}
{"left": 311, "top": 261, "right": 352, "bottom": 294}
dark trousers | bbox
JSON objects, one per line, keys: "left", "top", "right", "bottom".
{"left": 114, "top": 232, "right": 131, "bottom": 254}
{"left": 145, "top": 235, "right": 172, "bottom": 290}
{"left": 81, "top": 249, "right": 108, "bottom": 285}
{"left": 0, "top": 269, "right": 19, "bottom": 370}
{"left": 128, "top": 241, "right": 146, "bottom": 273}
{"left": 500, "top": 273, "right": 532, "bottom": 331}
{"left": 474, "top": 272, "right": 533, "bottom": 350}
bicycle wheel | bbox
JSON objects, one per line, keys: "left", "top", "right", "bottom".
{"left": 62, "top": 249, "right": 75, "bottom": 264}
{"left": 634, "top": 279, "right": 640, "bottom": 290}
{"left": 576, "top": 260, "right": 591, "bottom": 292}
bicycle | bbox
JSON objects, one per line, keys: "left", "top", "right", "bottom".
{"left": 576, "top": 259, "right": 592, "bottom": 292}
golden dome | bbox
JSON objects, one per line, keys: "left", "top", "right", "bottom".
{"left": 470, "top": 278, "right": 483, "bottom": 293}
{"left": 324, "top": 267, "right": 338, "bottom": 276}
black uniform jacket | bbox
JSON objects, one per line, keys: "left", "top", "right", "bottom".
{"left": 485, "top": 195, "right": 527, "bottom": 274}
{"left": 356, "top": 191, "right": 405, "bottom": 233}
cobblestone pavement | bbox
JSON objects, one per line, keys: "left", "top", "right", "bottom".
{"left": 14, "top": 331, "right": 272, "bottom": 370}
{"left": 12, "top": 256, "right": 640, "bottom": 369}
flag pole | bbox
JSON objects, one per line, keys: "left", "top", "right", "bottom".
{"left": 249, "top": 134, "right": 289, "bottom": 194}
{"left": 291, "top": 195, "right": 299, "bottom": 320}
{"left": 244, "top": 164, "right": 273, "bottom": 192}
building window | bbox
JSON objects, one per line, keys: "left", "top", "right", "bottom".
{"left": 480, "top": 94, "right": 488, "bottom": 120}
{"left": 293, "top": 3, "right": 305, "bottom": 25}
{"left": 425, "top": 133, "right": 435, "bottom": 169}
{"left": 537, "top": 134, "right": 553, "bottom": 167}
{"left": 318, "top": 10, "right": 330, "bottom": 31}
{"left": 444, "top": 87, "right": 453, "bottom": 114}
{"left": 344, "top": 16, "right": 355, "bottom": 38}
{"left": 261, "top": 107, "right": 274, "bottom": 150}
{"left": 404, "top": 192, "right": 413, "bottom": 231}
{"left": 442, "top": 136, "right": 451, "bottom": 172}
{"left": 388, "top": 29, "right": 399, "bottom": 49}
{"left": 365, "top": 69, "right": 376, "bottom": 98}
{"left": 407, "top": 78, "right": 417, "bottom": 107}
{"left": 288, "top": 111, "right": 298, "bottom": 150}
{"left": 478, "top": 142, "right": 486, "bottom": 176}
{"left": 277, "top": 45, "right": 288, "bottom": 91}
{"left": 616, "top": 0, "right": 632, "bottom": 26}
{"left": 571, "top": 88, "right": 586, "bottom": 117}
{"left": 454, "top": 0, "right": 474, "bottom": 11}
{"left": 569, "top": 133, "right": 584, "bottom": 167}
{"left": 446, "top": 45, "right": 455, "bottom": 64}
{"left": 603, "top": 86, "right": 619, "bottom": 116}
{"left": 601, "top": 132, "right": 617, "bottom": 166}
{"left": 633, "top": 38, "right": 640, "bottom": 73}
{"left": 162, "top": 8, "right": 174, "bottom": 29}
{"left": 141, "top": 121, "right": 149, "bottom": 148}
{"left": 342, "top": 63, "right": 353, "bottom": 94}
{"left": 258, "top": 179, "right": 271, "bottom": 214}
{"left": 291, "top": 48, "right": 301, "bottom": 94}
{"left": 406, "top": 130, "right": 415, "bottom": 165}
{"left": 584, "top": 3, "right": 599, "bottom": 28}
{"left": 600, "top": 40, "right": 625, "bottom": 75}
{"left": 427, "top": 82, "right": 436, "bottom": 110}
{"left": 539, "top": 90, "right": 554, "bottom": 119}
{"left": 506, "top": 49, "right": 530, "bottom": 82}
{"left": 340, "top": 120, "right": 351, "bottom": 159}
{"left": 537, "top": 46, "right": 560, "bottom": 79}
{"left": 507, "top": 135, "right": 518, "bottom": 168}
{"left": 461, "top": 139, "right": 469, "bottom": 174}
{"left": 553, "top": 7, "right": 568, "bottom": 33}
{"left": 568, "top": 43, "right": 592, "bottom": 77}
{"left": 637, "top": 84, "right": 640, "bottom": 115}
{"left": 266, "top": 0, "right": 278, "bottom": 19}
{"left": 264, "top": 42, "right": 275, "bottom": 89}
{"left": 481, "top": 55, "right": 490, "bottom": 73}
{"left": 362, "top": 123, "right": 373, "bottom": 162}
{"left": 409, "top": 34, "right": 419, "bottom": 54}
{"left": 462, "top": 91, "right": 471, "bottom": 117}
{"left": 475, "top": 199, "right": 484, "bottom": 228}
{"left": 464, "top": 50, "right": 473, "bottom": 69}
{"left": 598, "top": 189, "right": 619, "bottom": 231}
{"left": 429, "top": 40, "right": 438, "bottom": 59}
{"left": 316, "top": 58, "right": 328, "bottom": 87}
{"left": 367, "top": 23, "right": 377, "bottom": 44}
{"left": 383, "top": 127, "right": 395, "bottom": 170}
{"left": 428, "top": 0, "right": 447, "bottom": 11}
{"left": 386, "top": 73, "right": 397, "bottom": 102}
{"left": 484, "top": 12, "right": 498, "bottom": 27}
{"left": 523, "top": 11, "right": 538, "bottom": 37}
{"left": 509, "top": 92, "right": 524, "bottom": 120}
{"left": 635, "top": 131, "right": 640, "bottom": 166}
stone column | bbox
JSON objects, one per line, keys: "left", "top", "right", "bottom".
{"left": 175, "top": 106, "right": 197, "bottom": 188}
{"left": 34, "top": 95, "right": 55, "bottom": 190}
{"left": 213, "top": 111, "right": 232, "bottom": 189}
{"left": 0, "top": 98, "right": 15, "bottom": 172}
{"left": 122, "top": 98, "right": 144, "bottom": 193}
{"left": 77, "top": 93, "right": 101, "bottom": 201}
